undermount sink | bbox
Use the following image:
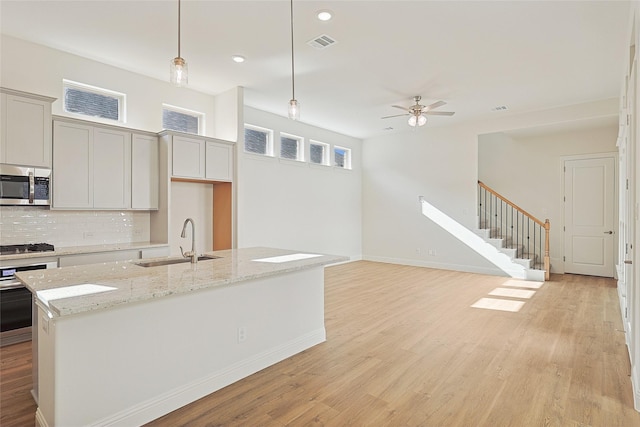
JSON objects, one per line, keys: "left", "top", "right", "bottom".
{"left": 135, "top": 255, "right": 220, "bottom": 268}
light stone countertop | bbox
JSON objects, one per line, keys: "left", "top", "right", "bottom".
{"left": 0, "top": 242, "right": 169, "bottom": 262}
{"left": 17, "top": 247, "right": 348, "bottom": 318}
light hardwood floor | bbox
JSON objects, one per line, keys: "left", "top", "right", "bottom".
{"left": 2, "top": 261, "right": 639, "bottom": 426}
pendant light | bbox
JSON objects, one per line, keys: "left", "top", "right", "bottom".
{"left": 287, "top": 0, "right": 299, "bottom": 120}
{"left": 170, "top": 0, "right": 188, "bottom": 86}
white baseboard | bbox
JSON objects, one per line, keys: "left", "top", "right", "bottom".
{"left": 632, "top": 363, "right": 640, "bottom": 412}
{"left": 35, "top": 408, "right": 49, "bottom": 427}
{"left": 92, "top": 329, "right": 326, "bottom": 427}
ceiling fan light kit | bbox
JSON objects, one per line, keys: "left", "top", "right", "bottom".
{"left": 169, "top": 0, "right": 188, "bottom": 86}
{"left": 382, "top": 95, "right": 455, "bottom": 127}
{"left": 408, "top": 114, "right": 427, "bottom": 127}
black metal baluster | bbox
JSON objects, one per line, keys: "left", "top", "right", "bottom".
{"left": 527, "top": 219, "right": 530, "bottom": 262}
{"left": 510, "top": 205, "right": 514, "bottom": 252}
{"left": 533, "top": 223, "right": 537, "bottom": 269}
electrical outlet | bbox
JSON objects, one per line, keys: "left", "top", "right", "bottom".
{"left": 237, "top": 326, "right": 247, "bottom": 343}
{"left": 415, "top": 247, "right": 421, "bottom": 255}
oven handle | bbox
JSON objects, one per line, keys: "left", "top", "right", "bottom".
{"left": 29, "top": 171, "right": 35, "bottom": 204}
{"left": 0, "top": 281, "right": 27, "bottom": 291}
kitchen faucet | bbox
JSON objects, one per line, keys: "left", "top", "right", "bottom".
{"left": 180, "top": 218, "right": 197, "bottom": 263}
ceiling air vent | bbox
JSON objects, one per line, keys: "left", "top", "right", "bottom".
{"left": 307, "top": 34, "right": 337, "bottom": 50}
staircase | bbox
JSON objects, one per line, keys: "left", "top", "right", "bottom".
{"left": 477, "top": 181, "right": 550, "bottom": 281}
{"left": 473, "top": 222, "right": 546, "bottom": 281}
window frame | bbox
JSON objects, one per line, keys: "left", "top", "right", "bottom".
{"left": 308, "top": 140, "right": 330, "bottom": 166}
{"left": 279, "top": 132, "right": 305, "bottom": 162}
{"left": 62, "top": 79, "right": 126, "bottom": 124}
{"left": 162, "top": 103, "right": 205, "bottom": 135}
{"left": 244, "top": 124, "right": 274, "bottom": 157}
{"left": 334, "top": 145, "right": 352, "bottom": 170}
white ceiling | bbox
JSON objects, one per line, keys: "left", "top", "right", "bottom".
{"left": 0, "top": 0, "right": 630, "bottom": 139}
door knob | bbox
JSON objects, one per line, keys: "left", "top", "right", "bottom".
{"left": 604, "top": 231, "right": 613, "bottom": 234}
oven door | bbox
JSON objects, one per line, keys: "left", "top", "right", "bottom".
{"left": 0, "top": 283, "right": 34, "bottom": 346}
{"left": 1, "top": 286, "right": 33, "bottom": 331}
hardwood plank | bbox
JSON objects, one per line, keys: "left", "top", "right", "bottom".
{"left": 2, "top": 262, "right": 639, "bottom": 426}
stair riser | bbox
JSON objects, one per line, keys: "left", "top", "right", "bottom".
{"left": 476, "top": 226, "right": 546, "bottom": 280}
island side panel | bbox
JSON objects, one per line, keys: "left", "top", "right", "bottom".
{"left": 36, "top": 267, "right": 326, "bottom": 426}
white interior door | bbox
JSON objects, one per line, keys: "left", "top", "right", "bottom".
{"left": 564, "top": 156, "right": 615, "bottom": 277}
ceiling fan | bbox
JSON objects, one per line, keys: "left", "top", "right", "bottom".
{"left": 382, "top": 96, "right": 455, "bottom": 127}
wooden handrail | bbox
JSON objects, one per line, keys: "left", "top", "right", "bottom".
{"left": 478, "top": 181, "right": 546, "bottom": 227}
{"left": 478, "top": 180, "right": 550, "bottom": 280}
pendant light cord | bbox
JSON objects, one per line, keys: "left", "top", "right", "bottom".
{"left": 177, "top": 0, "right": 181, "bottom": 58}
{"left": 290, "top": 0, "right": 295, "bottom": 100}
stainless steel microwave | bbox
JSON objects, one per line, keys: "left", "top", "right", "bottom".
{"left": 0, "top": 165, "right": 51, "bottom": 206}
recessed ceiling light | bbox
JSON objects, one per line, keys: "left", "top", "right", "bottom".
{"left": 317, "top": 10, "right": 333, "bottom": 21}
{"left": 232, "top": 55, "right": 245, "bottom": 63}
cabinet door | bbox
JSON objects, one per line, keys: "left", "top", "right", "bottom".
{"left": 172, "top": 136, "right": 205, "bottom": 178}
{"left": 2, "top": 94, "right": 52, "bottom": 167}
{"left": 93, "top": 128, "right": 131, "bottom": 209}
{"left": 52, "top": 121, "right": 93, "bottom": 209}
{"left": 205, "top": 141, "right": 233, "bottom": 181}
{"left": 131, "top": 133, "right": 159, "bottom": 209}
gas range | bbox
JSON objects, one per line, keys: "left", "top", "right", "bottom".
{"left": 0, "top": 242, "right": 56, "bottom": 346}
{"left": 0, "top": 243, "right": 55, "bottom": 255}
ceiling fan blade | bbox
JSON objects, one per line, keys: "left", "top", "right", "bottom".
{"left": 424, "top": 111, "right": 455, "bottom": 116}
{"left": 381, "top": 113, "right": 409, "bottom": 119}
{"left": 391, "top": 105, "right": 411, "bottom": 112}
{"left": 422, "top": 100, "right": 446, "bottom": 111}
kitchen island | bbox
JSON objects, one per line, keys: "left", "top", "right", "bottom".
{"left": 18, "top": 247, "right": 347, "bottom": 427}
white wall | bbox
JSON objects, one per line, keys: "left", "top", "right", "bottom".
{"left": 362, "top": 124, "right": 498, "bottom": 273}
{"left": 169, "top": 182, "right": 213, "bottom": 256}
{"left": 239, "top": 107, "right": 362, "bottom": 259}
{"left": 479, "top": 123, "right": 619, "bottom": 273}
{"left": 362, "top": 99, "right": 619, "bottom": 276}
{"left": 0, "top": 35, "right": 217, "bottom": 136}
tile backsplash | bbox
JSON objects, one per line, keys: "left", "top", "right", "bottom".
{"left": 0, "top": 206, "right": 150, "bottom": 247}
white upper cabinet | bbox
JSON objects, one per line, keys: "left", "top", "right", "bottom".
{"left": 205, "top": 141, "right": 233, "bottom": 182}
{"left": 52, "top": 120, "right": 93, "bottom": 209}
{"left": 1, "top": 88, "right": 55, "bottom": 168}
{"left": 131, "top": 133, "right": 159, "bottom": 210}
{"left": 164, "top": 131, "right": 234, "bottom": 182}
{"left": 172, "top": 135, "right": 206, "bottom": 179}
{"left": 52, "top": 118, "right": 160, "bottom": 210}
{"left": 93, "top": 127, "right": 131, "bottom": 209}
{"left": 53, "top": 120, "right": 131, "bottom": 209}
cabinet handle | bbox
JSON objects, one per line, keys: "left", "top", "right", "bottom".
{"left": 604, "top": 231, "right": 613, "bottom": 235}
{"left": 624, "top": 260, "right": 633, "bottom": 264}
{"left": 28, "top": 171, "right": 34, "bottom": 204}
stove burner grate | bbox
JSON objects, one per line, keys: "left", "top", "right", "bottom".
{"left": 0, "top": 243, "right": 55, "bottom": 255}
